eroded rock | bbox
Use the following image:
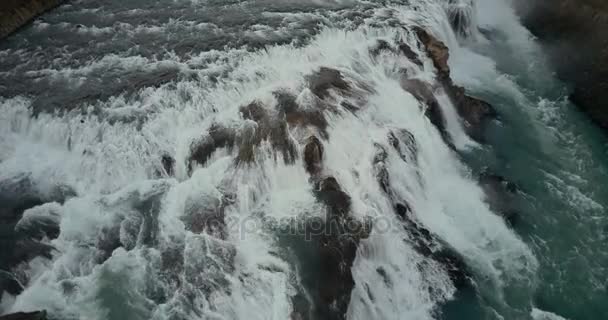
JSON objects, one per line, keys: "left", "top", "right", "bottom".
{"left": 303, "top": 136, "right": 324, "bottom": 176}
{"left": 307, "top": 67, "right": 351, "bottom": 99}
{"left": 479, "top": 171, "right": 520, "bottom": 226}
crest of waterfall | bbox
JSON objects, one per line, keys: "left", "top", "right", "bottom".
{"left": 443, "top": 0, "right": 479, "bottom": 39}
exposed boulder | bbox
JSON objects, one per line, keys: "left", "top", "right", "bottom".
{"left": 303, "top": 136, "right": 324, "bottom": 176}
{"left": 188, "top": 124, "right": 237, "bottom": 172}
{"left": 307, "top": 67, "right": 351, "bottom": 99}
{"left": 370, "top": 39, "right": 422, "bottom": 66}
{"left": 412, "top": 27, "right": 496, "bottom": 142}
{"left": 413, "top": 27, "right": 451, "bottom": 81}
{"left": 0, "top": 0, "right": 63, "bottom": 39}
{"left": 448, "top": 86, "right": 497, "bottom": 141}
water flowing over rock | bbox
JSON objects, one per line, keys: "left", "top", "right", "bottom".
{"left": 0, "top": 0, "right": 563, "bottom": 319}
{"left": 414, "top": 26, "right": 497, "bottom": 142}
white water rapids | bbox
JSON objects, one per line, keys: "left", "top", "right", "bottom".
{"left": 0, "top": 0, "right": 546, "bottom": 319}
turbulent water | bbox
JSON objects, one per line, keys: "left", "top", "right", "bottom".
{"left": 0, "top": 0, "right": 607, "bottom": 319}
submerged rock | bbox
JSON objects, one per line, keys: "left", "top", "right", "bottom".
{"left": 413, "top": 26, "right": 451, "bottom": 81}
{"left": 479, "top": 171, "right": 520, "bottom": 226}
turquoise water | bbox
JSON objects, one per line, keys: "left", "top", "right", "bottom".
{"left": 452, "top": 26, "right": 608, "bottom": 320}
{"left": 1, "top": 1, "right": 607, "bottom": 319}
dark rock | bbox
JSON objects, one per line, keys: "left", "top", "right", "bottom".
{"left": 0, "top": 311, "right": 47, "bottom": 320}
{"left": 447, "top": 86, "right": 497, "bottom": 141}
{"left": 370, "top": 39, "right": 422, "bottom": 66}
{"left": 313, "top": 177, "right": 351, "bottom": 218}
{"left": 239, "top": 101, "right": 298, "bottom": 165}
{"left": 398, "top": 42, "right": 423, "bottom": 66}
{"left": 303, "top": 136, "right": 324, "bottom": 176}
{"left": 161, "top": 154, "right": 175, "bottom": 177}
{"left": 0, "top": 0, "right": 64, "bottom": 39}
{"left": 413, "top": 26, "right": 451, "bottom": 80}
{"left": 478, "top": 171, "right": 520, "bottom": 226}
{"left": 388, "top": 129, "right": 418, "bottom": 163}
{"left": 413, "top": 27, "right": 496, "bottom": 142}
{"left": 188, "top": 124, "right": 236, "bottom": 172}
{"left": 307, "top": 67, "right": 350, "bottom": 99}
{"left": 400, "top": 79, "right": 449, "bottom": 141}
{"left": 308, "top": 176, "right": 371, "bottom": 319}
{"left": 372, "top": 151, "right": 473, "bottom": 289}
{"left": 0, "top": 175, "right": 72, "bottom": 292}
{"left": 369, "top": 39, "right": 393, "bottom": 57}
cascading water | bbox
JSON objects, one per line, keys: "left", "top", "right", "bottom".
{"left": 1, "top": 1, "right": 606, "bottom": 320}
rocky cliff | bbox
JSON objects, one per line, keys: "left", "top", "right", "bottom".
{"left": 0, "top": 0, "right": 63, "bottom": 39}
{"left": 516, "top": 0, "right": 608, "bottom": 129}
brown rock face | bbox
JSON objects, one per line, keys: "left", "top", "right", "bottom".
{"left": 0, "top": 0, "right": 64, "bottom": 39}
{"left": 515, "top": 0, "right": 608, "bottom": 130}
{"left": 412, "top": 27, "right": 496, "bottom": 142}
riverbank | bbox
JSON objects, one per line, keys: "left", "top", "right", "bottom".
{"left": 0, "top": 0, "right": 64, "bottom": 39}
{"left": 514, "top": 0, "right": 608, "bottom": 130}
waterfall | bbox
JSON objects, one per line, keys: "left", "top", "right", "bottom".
{"left": 0, "top": 0, "right": 540, "bottom": 319}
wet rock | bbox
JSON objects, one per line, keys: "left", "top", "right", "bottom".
{"left": 181, "top": 192, "right": 234, "bottom": 240}
{"left": 188, "top": 124, "right": 236, "bottom": 172}
{"left": 369, "top": 39, "right": 393, "bottom": 57}
{"left": 413, "top": 27, "right": 496, "bottom": 142}
{"left": 275, "top": 91, "right": 328, "bottom": 136}
{"left": 303, "top": 136, "right": 324, "bottom": 176}
{"left": 0, "top": 175, "right": 72, "bottom": 292}
{"left": 400, "top": 79, "right": 449, "bottom": 140}
{"left": 388, "top": 129, "right": 418, "bottom": 163}
{"left": 370, "top": 40, "right": 422, "bottom": 66}
{"left": 0, "top": 0, "right": 64, "bottom": 39}
{"left": 373, "top": 144, "right": 390, "bottom": 193}
{"left": 307, "top": 67, "right": 350, "bottom": 99}
{"left": 239, "top": 101, "right": 298, "bottom": 165}
{"left": 373, "top": 154, "right": 473, "bottom": 289}
{"left": 313, "top": 177, "right": 351, "bottom": 217}
{"left": 161, "top": 154, "right": 175, "bottom": 177}
{"left": 398, "top": 42, "right": 423, "bottom": 66}
{"left": 413, "top": 26, "right": 451, "bottom": 80}
{"left": 479, "top": 171, "right": 520, "bottom": 226}
{"left": 308, "top": 176, "right": 371, "bottom": 319}
{"left": 0, "top": 311, "right": 47, "bottom": 320}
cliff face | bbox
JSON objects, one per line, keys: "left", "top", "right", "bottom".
{"left": 515, "top": 0, "right": 608, "bottom": 129}
{"left": 0, "top": 0, "right": 63, "bottom": 39}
